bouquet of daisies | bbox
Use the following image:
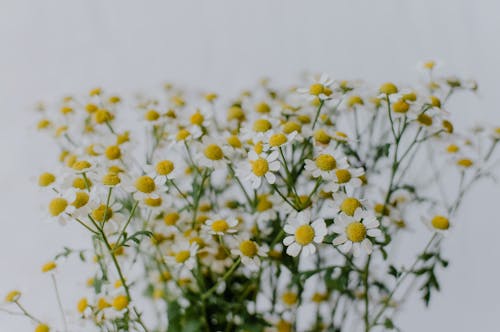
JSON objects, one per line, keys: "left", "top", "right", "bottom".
{"left": 3, "top": 62, "right": 499, "bottom": 332}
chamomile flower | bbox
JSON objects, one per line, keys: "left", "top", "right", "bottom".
{"left": 424, "top": 214, "right": 450, "bottom": 234}
{"left": 237, "top": 150, "right": 280, "bottom": 189}
{"left": 304, "top": 146, "right": 348, "bottom": 180}
{"left": 332, "top": 209, "right": 381, "bottom": 257}
{"left": 297, "top": 73, "right": 334, "bottom": 101}
{"left": 283, "top": 210, "right": 327, "bottom": 257}
{"left": 231, "top": 237, "right": 267, "bottom": 270}
{"left": 196, "top": 136, "right": 228, "bottom": 169}
{"left": 166, "top": 241, "right": 199, "bottom": 271}
{"left": 45, "top": 191, "right": 76, "bottom": 224}
{"left": 329, "top": 192, "right": 365, "bottom": 216}
{"left": 124, "top": 174, "right": 166, "bottom": 200}
{"left": 324, "top": 167, "right": 364, "bottom": 193}
{"left": 203, "top": 216, "right": 239, "bottom": 236}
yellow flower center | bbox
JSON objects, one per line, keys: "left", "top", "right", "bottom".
{"left": 77, "top": 298, "right": 88, "bottom": 313}
{"left": 97, "top": 298, "right": 110, "bottom": 310}
{"left": 72, "top": 160, "right": 92, "bottom": 171}
{"left": 164, "top": 212, "right": 180, "bottom": 226}
{"left": 144, "top": 197, "right": 162, "bottom": 207}
{"left": 282, "top": 121, "right": 301, "bottom": 134}
{"left": 38, "top": 172, "right": 56, "bottom": 187}
{"left": 60, "top": 106, "right": 73, "bottom": 115}
{"left": 430, "top": 96, "right": 441, "bottom": 108}
{"left": 175, "top": 250, "right": 191, "bottom": 263}
{"left": 251, "top": 158, "right": 269, "bottom": 176}
{"left": 86, "top": 103, "right": 98, "bottom": 113}
{"left": 5, "top": 290, "right": 21, "bottom": 302}
{"left": 135, "top": 176, "right": 156, "bottom": 193}
{"left": 346, "top": 222, "right": 367, "bottom": 242}
{"left": 227, "top": 106, "right": 246, "bottom": 122}
{"left": 431, "top": 215, "right": 450, "bottom": 230}
{"left": 423, "top": 60, "right": 436, "bottom": 70}
{"left": 176, "top": 129, "right": 191, "bottom": 141}
{"left": 112, "top": 295, "right": 129, "bottom": 311}
{"left": 35, "top": 324, "right": 50, "bottom": 332}
{"left": 91, "top": 205, "right": 113, "bottom": 222}
{"left": 41, "top": 261, "right": 57, "bottom": 272}
{"left": 403, "top": 92, "right": 417, "bottom": 102}
{"left": 442, "top": 120, "right": 454, "bottom": 134}
{"left": 255, "top": 102, "right": 271, "bottom": 113}
{"left": 309, "top": 83, "right": 325, "bottom": 96}
{"left": 204, "top": 144, "right": 224, "bottom": 160}
{"left": 116, "top": 131, "right": 130, "bottom": 145}
{"left": 239, "top": 240, "right": 258, "bottom": 257}
{"left": 295, "top": 224, "right": 315, "bottom": 245}
{"left": 347, "top": 95, "right": 364, "bottom": 107}
{"left": 226, "top": 135, "right": 242, "bottom": 148}
{"left": 392, "top": 100, "right": 409, "bottom": 113}
{"left": 457, "top": 158, "right": 473, "bottom": 168}
{"left": 269, "top": 133, "right": 288, "bottom": 147}
{"left": 73, "top": 177, "right": 91, "bottom": 189}
{"left": 102, "top": 173, "right": 121, "bottom": 186}
{"left": 105, "top": 145, "right": 121, "bottom": 160}
{"left": 374, "top": 204, "right": 390, "bottom": 216}
{"left": 190, "top": 111, "right": 204, "bottom": 125}
{"left": 253, "top": 119, "right": 272, "bottom": 132}
{"left": 256, "top": 196, "right": 273, "bottom": 212}
{"left": 446, "top": 144, "right": 459, "bottom": 153}
{"left": 315, "top": 154, "right": 336, "bottom": 171}
{"left": 49, "top": 198, "right": 68, "bottom": 216}
{"left": 37, "top": 119, "right": 51, "bottom": 129}
{"left": 379, "top": 82, "right": 398, "bottom": 95}
{"left": 340, "top": 197, "right": 362, "bottom": 216}
{"left": 145, "top": 109, "right": 160, "bottom": 121}
{"left": 277, "top": 320, "right": 292, "bottom": 332}
{"left": 253, "top": 141, "right": 264, "bottom": 154}
{"left": 211, "top": 219, "right": 229, "bottom": 233}
{"left": 417, "top": 113, "right": 433, "bottom": 126}
{"left": 314, "top": 129, "right": 331, "bottom": 144}
{"left": 72, "top": 191, "right": 89, "bottom": 208}
{"left": 282, "top": 291, "right": 298, "bottom": 306}
{"left": 93, "top": 109, "right": 112, "bottom": 124}
{"left": 335, "top": 169, "right": 351, "bottom": 183}
{"left": 156, "top": 160, "right": 174, "bottom": 175}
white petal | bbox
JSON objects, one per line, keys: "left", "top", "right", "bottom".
{"left": 283, "top": 236, "right": 295, "bottom": 245}
{"left": 333, "top": 235, "right": 347, "bottom": 245}
{"left": 367, "top": 229, "right": 382, "bottom": 237}
{"left": 362, "top": 239, "right": 373, "bottom": 254}
{"left": 286, "top": 243, "right": 301, "bottom": 257}
{"left": 265, "top": 172, "right": 276, "bottom": 184}
{"left": 284, "top": 225, "right": 296, "bottom": 234}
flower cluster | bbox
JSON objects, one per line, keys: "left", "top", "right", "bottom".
{"left": 3, "top": 62, "right": 499, "bottom": 331}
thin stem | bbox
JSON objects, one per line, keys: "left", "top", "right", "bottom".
{"left": 51, "top": 273, "right": 68, "bottom": 332}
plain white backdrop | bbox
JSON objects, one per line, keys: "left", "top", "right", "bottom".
{"left": 1, "top": 1, "right": 500, "bottom": 331}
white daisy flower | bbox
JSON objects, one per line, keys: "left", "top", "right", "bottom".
{"left": 196, "top": 136, "right": 228, "bottom": 169}
{"left": 165, "top": 241, "right": 199, "bottom": 271}
{"left": 324, "top": 167, "right": 364, "bottom": 193}
{"left": 297, "top": 73, "right": 334, "bottom": 101}
{"left": 45, "top": 190, "right": 76, "bottom": 224}
{"left": 283, "top": 210, "right": 327, "bottom": 257}
{"left": 231, "top": 238, "right": 268, "bottom": 270}
{"left": 332, "top": 209, "right": 381, "bottom": 257}
{"left": 237, "top": 150, "right": 281, "bottom": 189}
{"left": 329, "top": 192, "right": 365, "bottom": 217}
{"left": 203, "top": 216, "right": 239, "bottom": 236}
{"left": 423, "top": 214, "right": 450, "bottom": 234}
{"left": 304, "top": 146, "right": 349, "bottom": 180}
{"left": 123, "top": 173, "right": 166, "bottom": 201}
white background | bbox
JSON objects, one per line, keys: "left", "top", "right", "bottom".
{"left": 1, "top": 0, "right": 499, "bottom": 331}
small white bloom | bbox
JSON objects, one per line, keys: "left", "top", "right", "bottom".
{"left": 332, "top": 209, "right": 381, "bottom": 257}
{"left": 283, "top": 210, "right": 327, "bottom": 257}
